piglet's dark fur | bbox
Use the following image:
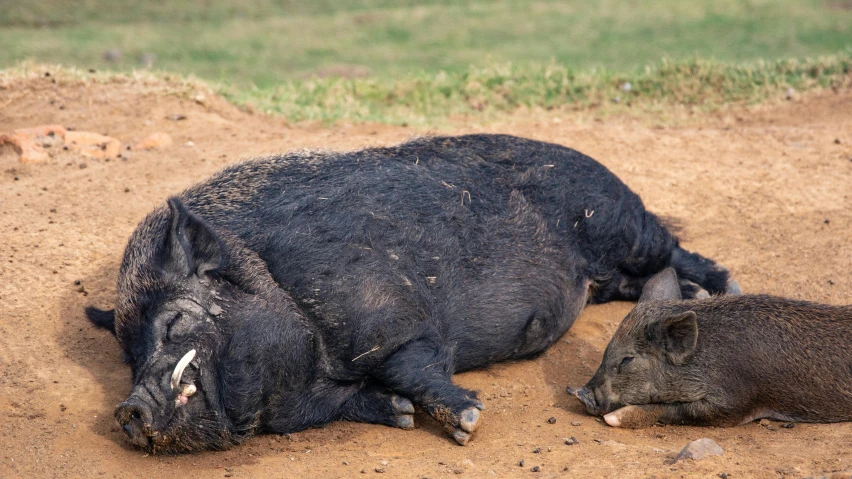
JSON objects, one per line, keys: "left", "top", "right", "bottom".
{"left": 89, "top": 135, "right": 734, "bottom": 452}
{"left": 571, "top": 268, "right": 852, "bottom": 428}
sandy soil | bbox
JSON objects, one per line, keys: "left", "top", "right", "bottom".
{"left": 1, "top": 73, "right": 851, "bottom": 479}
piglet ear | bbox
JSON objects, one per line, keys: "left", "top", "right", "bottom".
{"left": 158, "top": 197, "right": 225, "bottom": 277}
{"left": 660, "top": 311, "right": 698, "bottom": 365}
{"left": 639, "top": 268, "right": 682, "bottom": 303}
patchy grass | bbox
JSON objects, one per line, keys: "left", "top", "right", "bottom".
{"left": 225, "top": 49, "right": 852, "bottom": 125}
{"left": 3, "top": 1, "right": 851, "bottom": 125}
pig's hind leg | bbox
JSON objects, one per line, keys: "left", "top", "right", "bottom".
{"left": 338, "top": 384, "right": 416, "bottom": 430}
{"left": 375, "top": 337, "right": 485, "bottom": 445}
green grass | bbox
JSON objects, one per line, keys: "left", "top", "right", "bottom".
{"left": 224, "top": 50, "right": 852, "bottom": 125}
{"left": 1, "top": 0, "right": 851, "bottom": 124}
{"left": 2, "top": 0, "right": 851, "bottom": 87}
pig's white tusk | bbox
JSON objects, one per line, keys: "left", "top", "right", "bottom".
{"left": 170, "top": 349, "right": 196, "bottom": 391}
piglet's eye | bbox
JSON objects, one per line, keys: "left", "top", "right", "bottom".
{"left": 617, "top": 356, "right": 634, "bottom": 372}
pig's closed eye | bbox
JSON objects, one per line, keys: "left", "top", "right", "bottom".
{"left": 167, "top": 313, "right": 184, "bottom": 341}
{"left": 617, "top": 356, "right": 634, "bottom": 372}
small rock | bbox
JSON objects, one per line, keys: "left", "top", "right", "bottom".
{"left": 547, "top": 417, "right": 556, "bottom": 424}
{"left": 571, "top": 421, "right": 581, "bottom": 426}
{"left": 518, "top": 460, "right": 525, "bottom": 467}
{"left": 781, "top": 423, "right": 795, "bottom": 429}
{"left": 758, "top": 419, "right": 771, "bottom": 427}
{"left": 167, "top": 114, "right": 187, "bottom": 121}
{"left": 0, "top": 125, "right": 67, "bottom": 163}
{"left": 718, "top": 474, "right": 729, "bottom": 479}
{"left": 564, "top": 437, "right": 578, "bottom": 445}
{"left": 532, "top": 447, "right": 541, "bottom": 454}
{"left": 621, "top": 82, "right": 632, "bottom": 92}
{"left": 66, "top": 131, "right": 121, "bottom": 159}
{"left": 1, "top": 132, "right": 50, "bottom": 163}
{"left": 834, "top": 138, "right": 842, "bottom": 144}
{"left": 785, "top": 87, "right": 795, "bottom": 100}
{"left": 668, "top": 438, "right": 724, "bottom": 463}
{"left": 133, "top": 132, "right": 173, "bottom": 151}
{"left": 531, "top": 466, "right": 540, "bottom": 472}
{"left": 374, "top": 467, "right": 385, "bottom": 473}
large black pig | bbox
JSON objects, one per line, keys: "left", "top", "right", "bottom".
{"left": 569, "top": 268, "right": 852, "bottom": 428}
{"left": 88, "top": 134, "right": 736, "bottom": 453}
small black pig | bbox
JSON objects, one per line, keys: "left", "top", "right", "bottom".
{"left": 570, "top": 268, "right": 852, "bottom": 429}
{"left": 88, "top": 134, "right": 736, "bottom": 453}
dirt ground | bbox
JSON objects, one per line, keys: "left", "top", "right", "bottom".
{"left": 1, "top": 72, "right": 851, "bottom": 479}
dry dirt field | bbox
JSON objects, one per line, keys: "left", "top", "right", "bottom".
{"left": 1, "top": 73, "right": 851, "bottom": 479}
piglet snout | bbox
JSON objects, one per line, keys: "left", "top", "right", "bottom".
{"left": 567, "top": 386, "right": 599, "bottom": 414}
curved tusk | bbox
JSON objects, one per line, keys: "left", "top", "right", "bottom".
{"left": 170, "top": 349, "right": 196, "bottom": 391}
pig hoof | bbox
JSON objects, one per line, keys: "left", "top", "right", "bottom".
{"left": 453, "top": 429, "right": 472, "bottom": 445}
{"left": 459, "top": 407, "right": 481, "bottom": 433}
{"left": 726, "top": 279, "right": 742, "bottom": 295}
{"left": 605, "top": 405, "right": 659, "bottom": 429}
{"left": 392, "top": 396, "right": 415, "bottom": 415}
{"left": 603, "top": 412, "right": 622, "bottom": 427}
{"left": 391, "top": 396, "right": 415, "bottom": 429}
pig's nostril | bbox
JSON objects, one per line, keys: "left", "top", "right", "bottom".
{"left": 123, "top": 423, "right": 134, "bottom": 438}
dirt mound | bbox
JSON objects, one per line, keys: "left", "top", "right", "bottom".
{"left": 1, "top": 73, "right": 851, "bottom": 478}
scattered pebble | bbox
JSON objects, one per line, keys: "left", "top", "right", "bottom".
{"left": 532, "top": 447, "right": 541, "bottom": 454}
{"left": 547, "top": 417, "right": 556, "bottom": 424}
{"left": 668, "top": 438, "right": 724, "bottom": 464}
{"left": 571, "top": 421, "right": 581, "bottom": 426}
{"left": 834, "top": 138, "right": 842, "bottom": 144}
{"left": 564, "top": 437, "right": 578, "bottom": 445}
{"left": 531, "top": 466, "right": 540, "bottom": 472}
{"left": 518, "top": 460, "right": 525, "bottom": 467}
{"left": 374, "top": 467, "right": 385, "bottom": 473}
{"left": 781, "top": 423, "right": 795, "bottom": 429}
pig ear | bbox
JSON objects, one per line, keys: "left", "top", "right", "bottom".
{"left": 639, "top": 268, "right": 682, "bottom": 303}
{"left": 660, "top": 311, "right": 698, "bottom": 365}
{"left": 159, "top": 197, "right": 226, "bottom": 277}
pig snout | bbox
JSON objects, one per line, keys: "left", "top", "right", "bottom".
{"left": 115, "top": 398, "right": 155, "bottom": 449}
{"left": 567, "top": 386, "right": 601, "bottom": 415}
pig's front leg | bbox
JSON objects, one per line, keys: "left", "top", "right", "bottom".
{"left": 603, "top": 400, "right": 720, "bottom": 428}
{"left": 375, "top": 337, "right": 485, "bottom": 445}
